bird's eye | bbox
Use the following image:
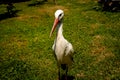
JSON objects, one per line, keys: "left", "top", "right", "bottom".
{"left": 59, "top": 14, "right": 62, "bottom": 17}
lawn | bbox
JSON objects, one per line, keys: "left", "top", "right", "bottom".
{"left": 0, "top": 0, "right": 120, "bottom": 80}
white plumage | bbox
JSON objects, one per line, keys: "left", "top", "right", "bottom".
{"left": 50, "top": 9, "right": 74, "bottom": 80}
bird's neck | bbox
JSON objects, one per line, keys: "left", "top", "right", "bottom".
{"left": 56, "top": 21, "right": 63, "bottom": 39}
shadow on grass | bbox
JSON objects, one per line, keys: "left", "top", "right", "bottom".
{"left": 93, "top": 6, "right": 120, "bottom": 12}
{"left": 0, "top": 10, "right": 20, "bottom": 21}
{"left": 0, "top": 0, "right": 30, "bottom": 4}
{"left": 61, "top": 75, "right": 75, "bottom": 80}
{"left": 28, "top": 0, "right": 47, "bottom": 7}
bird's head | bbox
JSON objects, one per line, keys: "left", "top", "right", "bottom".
{"left": 55, "top": 9, "right": 64, "bottom": 21}
{"left": 50, "top": 9, "right": 64, "bottom": 37}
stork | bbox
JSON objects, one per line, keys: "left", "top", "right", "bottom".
{"left": 50, "top": 9, "right": 74, "bottom": 80}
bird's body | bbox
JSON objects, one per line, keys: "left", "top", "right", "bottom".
{"left": 52, "top": 23, "right": 74, "bottom": 66}
{"left": 50, "top": 9, "right": 74, "bottom": 80}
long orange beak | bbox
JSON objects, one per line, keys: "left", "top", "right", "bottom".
{"left": 50, "top": 18, "right": 59, "bottom": 37}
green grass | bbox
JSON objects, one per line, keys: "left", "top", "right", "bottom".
{"left": 0, "top": 0, "right": 120, "bottom": 80}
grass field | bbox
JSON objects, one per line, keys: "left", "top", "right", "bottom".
{"left": 0, "top": 0, "right": 120, "bottom": 80}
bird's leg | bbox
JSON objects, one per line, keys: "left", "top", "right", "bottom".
{"left": 65, "top": 66, "right": 68, "bottom": 80}
{"left": 57, "top": 63, "right": 61, "bottom": 80}
{"left": 58, "top": 67, "right": 60, "bottom": 80}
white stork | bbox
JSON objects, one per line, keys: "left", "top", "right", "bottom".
{"left": 50, "top": 9, "right": 74, "bottom": 80}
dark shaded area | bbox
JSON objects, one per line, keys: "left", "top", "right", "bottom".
{"left": 0, "top": 10, "right": 20, "bottom": 21}
{"left": 111, "top": 76, "right": 120, "bottom": 80}
{"left": 28, "top": 0, "right": 57, "bottom": 6}
{"left": 61, "top": 64, "right": 67, "bottom": 70}
{"left": 0, "top": 0, "right": 27, "bottom": 21}
{"left": 61, "top": 75, "right": 75, "bottom": 80}
{"left": 0, "top": 0, "right": 30, "bottom": 4}
{"left": 94, "top": 0, "right": 120, "bottom": 12}
{"left": 28, "top": 0, "right": 47, "bottom": 7}
{"left": 0, "top": 3, "right": 21, "bottom": 21}
{"left": 0, "top": 59, "right": 37, "bottom": 80}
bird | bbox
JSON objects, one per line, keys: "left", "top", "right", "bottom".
{"left": 50, "top": 9, "right": 74, "bottom": 80}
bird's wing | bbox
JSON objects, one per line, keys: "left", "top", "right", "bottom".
{"left": 52, "top": 39, "right": 56, "bottom": 51}
{"left": 63, "top": 42, "right": 74, "bottom": 63}
{"left": 65, "top": 42, "right": 74, "bottom": 56}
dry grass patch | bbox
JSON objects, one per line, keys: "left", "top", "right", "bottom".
{"left": 37, "top": 5, "right": 69, "bottom": 16}
{"left": 17, "top": 14, "right": 39, "bottom": 20}
{"left": 17, "top": 14, "right": 31, "bottom": 20}
{"left": 93, "top": 51, "right": 115, "bottom": 65}
{"left": 77, "top": 0, "right": 92, "bottom": 4}
{"left": 91, "top": 23, "right": 100, "bottom": 29}
{"left": 90, "top": 35, "right": 115, "bottom": 64}
{"left": 9, "top": 36, "right": 28, "bottom": 49}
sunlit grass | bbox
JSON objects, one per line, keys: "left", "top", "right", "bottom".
{"left": 0, "top": 0, "right": 120, "bottom": 80}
